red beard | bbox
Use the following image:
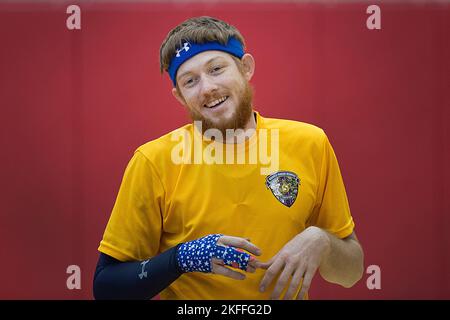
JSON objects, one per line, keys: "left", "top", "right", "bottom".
{"left": 188, "top": 80, "right": 254, "bottom": 137}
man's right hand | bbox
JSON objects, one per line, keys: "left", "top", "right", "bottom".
{"left": 176, "top": 234, "right": 261, "bottom": 280}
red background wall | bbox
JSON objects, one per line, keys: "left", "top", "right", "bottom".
{"left": 0, "top": 1, "right": 448, "bottom": 299}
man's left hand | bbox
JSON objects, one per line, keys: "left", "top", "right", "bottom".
{"left": 256, "top": 226, "right": 331, "bottom": 300}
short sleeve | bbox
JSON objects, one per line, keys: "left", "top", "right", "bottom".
{"left": 307, "top": 133, "right": 355, "bottom": 239}
{"left": 98, "top": 150, "right": 165, "bottom": 261}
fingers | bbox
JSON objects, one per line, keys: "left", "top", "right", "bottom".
{"left": 212, "top": 263, "right": 246, "bottom": 280}
{"left": 270, "top": 264, "right": 295, "bottom": 300}
{"left": 212, "top": 257, "right": 224, "bottom": 266}
{"left": 254, "top": 258, "right": 274, "bottom": 270}
{"left": 213, "top": 257, "right": 256, "bottom": 273}
{"left": 297, "top": 268, "right": 314, "bottom": 300}
{"left": 218, "top": 236, "right": 261, "bottom": 256}
{"left": 248, "top": 256, "right": 257, "bottom": 267}
{"left": 247, "top": 256, "right": 259, "bottom": 272}
{"left": 254, "top": 253, "right": 278, "bottom": 270}
{"left": 283, "top": 267, "right": 305, "bottom": 300}
{"left": 254, "top": 260, "right": 271, "bottom": 270}
{"left": 259, "top": 258, "right": 284, "bottom": 293}
{"left": 246, "top": 264, "right": 256, "bottom": 273}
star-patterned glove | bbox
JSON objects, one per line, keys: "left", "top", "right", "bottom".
{"left": 176, "top": 234, "right": 252, "bottom": 273}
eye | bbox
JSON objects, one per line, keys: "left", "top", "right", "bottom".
{"left": 211, "top": 65, "right": 223, "bottom": 73}
{"left": 183, "top": 78, "right": 196, "bottom": 88}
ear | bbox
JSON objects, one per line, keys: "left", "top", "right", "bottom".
{"left": 241, "top": 53, "right": 255, "bottom": 82}
{"left": 172, "top": 87, "right": 187, "bottom": 108}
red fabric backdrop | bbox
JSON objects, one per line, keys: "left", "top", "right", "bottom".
{"left": 0, "top": 1, "right": 448, "bottom": 299}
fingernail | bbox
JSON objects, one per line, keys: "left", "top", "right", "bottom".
{"left": 259, "top": 286, "right": 265, "bottom": 292}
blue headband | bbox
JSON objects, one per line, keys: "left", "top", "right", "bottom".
{"left": 168, "top": 37, "right": 244, "bottom": 87}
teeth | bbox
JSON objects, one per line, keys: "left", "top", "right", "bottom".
{"left": 206, "top": 96, "right": 227, "bottom": 108}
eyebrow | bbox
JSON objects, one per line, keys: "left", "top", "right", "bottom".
{"left": 177, "top": 57, "right": 226, "bottom": 81}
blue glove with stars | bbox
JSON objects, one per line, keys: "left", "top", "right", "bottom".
{"left": 176, "top": 234, "right": 252, "bottom": 273}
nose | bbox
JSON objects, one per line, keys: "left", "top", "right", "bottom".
{"left": 200, "top": 75, "right": 218, "bottom": 96}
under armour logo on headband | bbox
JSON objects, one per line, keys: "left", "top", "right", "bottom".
{"left": 176, "top": 42, "right": 191, "bottom": 57}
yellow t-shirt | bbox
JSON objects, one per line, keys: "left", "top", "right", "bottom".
{"left": 98, "top": 111, "right": 355, "bottom": 299}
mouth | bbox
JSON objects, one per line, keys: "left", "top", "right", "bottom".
{"left": 204, "top": 96, "right": 229, "bottom": 109}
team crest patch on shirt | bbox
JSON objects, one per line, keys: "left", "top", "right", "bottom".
{"left": 265, "top": 171, "right": 300, "bottom": 207}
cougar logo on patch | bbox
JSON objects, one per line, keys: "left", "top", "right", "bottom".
{"left": 265, "top": 171, "right": 300, "bottom": 207}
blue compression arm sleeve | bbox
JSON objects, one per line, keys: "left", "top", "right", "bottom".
{"left": 93, "top": 245, "right": 182, "bottom": 300}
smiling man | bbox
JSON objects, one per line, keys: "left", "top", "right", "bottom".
{"left": 93, "top": 16, "right": 364, "bottom": 300}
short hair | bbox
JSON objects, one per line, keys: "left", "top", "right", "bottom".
{"left": 159, "top": 16, "right": 246, "bottom": 74}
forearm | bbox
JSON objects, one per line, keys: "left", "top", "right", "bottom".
{"left": 93, "top": 245, "right": 182, "bottom": 300}
{"left": 93, "top": 235, "right": 255, "bottom": 300}
{"left": 318, "top": 228, "right": 364, "bottom": 288}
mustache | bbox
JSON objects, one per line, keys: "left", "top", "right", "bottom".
{"left": 202, "top": 93, "right": 228, "bottom": 106}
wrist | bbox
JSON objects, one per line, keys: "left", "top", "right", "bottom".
{"left": 174, "top": 243, "right": 186, "bottom": 274}
{"left": 306, "top": 226, "right": 332, "bottom": 258}
{"left": 319, "top": 228, "right": 332, "bottom": 258}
